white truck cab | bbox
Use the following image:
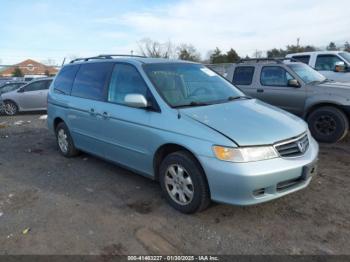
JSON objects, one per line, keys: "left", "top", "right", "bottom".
{"left": 286, "top": 51, "right": 350, "bottom": 82}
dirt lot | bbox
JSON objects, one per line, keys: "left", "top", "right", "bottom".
{"left": 0, "top": 113, "right": 349, "bottom": 255}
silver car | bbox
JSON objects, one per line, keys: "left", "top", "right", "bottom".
{"left": 1, "top": 78, "right": 53, "bottom": 115}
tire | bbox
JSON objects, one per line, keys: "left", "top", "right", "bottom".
{"left": 159, "top": 151, "right": 210, "bottom": 214}
{"left": 55, "top": 122, "right": 80, "bottom": 157}
{"left": 307, "top": 106, "right": 349, "bottom": 143}
{"left": 4, "top": 101, "right": 18, "bottom": 116}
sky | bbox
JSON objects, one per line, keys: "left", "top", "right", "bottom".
{"left": 0, "top": 0, "right": 349, "bottom": 65}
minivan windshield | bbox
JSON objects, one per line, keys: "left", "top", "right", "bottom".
{"left": 143, "top": 63, "right": 244, "bottom": 108}
{"left": 339, "top": 52, "right": 350, "bottom": 63}
{"left": 288, "top": 63, "right": 326, "bottom": 84}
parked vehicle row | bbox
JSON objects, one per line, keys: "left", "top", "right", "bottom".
{"left": 47, "top": 55, "right": 318, "bottom": 213}
{"left": 226, "top": 58, "right": 350, "bottom": 143}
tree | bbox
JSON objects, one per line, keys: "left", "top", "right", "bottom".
{"left": 210, "top": 48, "right": 241, "bottom": 63}
{"left": 41, "top": 58, "right": 56, "bottom": 66}
{"left": 210, "top": 48, "right": 225, "bottom": 64}
{"left": 44, "top": 69, "right": 50, "bottom": 76}
{"left": 267, "top": 48, "right": 287, "bottom": 58}
{"left": 12, "top": 67, "right": 24, "bottom": 77}
{"left": 226, "top": 48, "right": 240, "bottom": 63}
{"left": 138, "top": 38, "right": 175, "bottom": 58}
{"left": 344, "top": 41, "right": 350, "bottom": 52}
{"left": 327, "top": 42, "right": 338, "bottom": 51}
{"left": 177, "top": 44, "right": 201, "bottom": 62}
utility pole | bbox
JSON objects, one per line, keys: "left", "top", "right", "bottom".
{"left": 297, "top": 38, "right": 300, "bottom": 47}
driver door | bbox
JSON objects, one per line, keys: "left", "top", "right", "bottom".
{"left": 256, "top": 66, "right": 306, "bottom": 116}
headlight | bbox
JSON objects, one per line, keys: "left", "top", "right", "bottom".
{"left": 213, "top": 145, "right": 278, "bottom": 162}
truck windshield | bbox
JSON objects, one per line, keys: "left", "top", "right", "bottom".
{"left": 339, "top": 52, "right": 350, "bottom": 63}
{"left": 288, "top": 63, "right": 326, "bottom": 84}
{"left": 143, "top": 63, "right": 244, "bottom": 108}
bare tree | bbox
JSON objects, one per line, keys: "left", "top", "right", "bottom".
{"left": 177, "top": 44, "right": 201, "bottom": 62}
{"left": 138, "top": 38, "right": 175, "bottom": 58}
{"left": 41, "top": 58, "right": 56, "bottom": 66}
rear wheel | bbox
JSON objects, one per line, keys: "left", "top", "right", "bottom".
{"left": 4, "top": 101, "right": 18, "bottom": 116}
{"left": 159, "top": 151, "right": 210, "bottom": 213}
{"left": 55, "top": 122, "right": 80, "bottom": 157}
{"left": 307, "top": 106, "right": 349, "bottom": 143}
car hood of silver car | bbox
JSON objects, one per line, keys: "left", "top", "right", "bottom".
{"left": 180, "top": 98, "right": 307, "bottom": 146}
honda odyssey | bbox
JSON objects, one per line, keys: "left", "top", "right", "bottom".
{"left": 47, "top": 55, "right": 319, "bottom": 213}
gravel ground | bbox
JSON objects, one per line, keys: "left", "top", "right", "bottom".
{"left": 0, "top": 113, "right": 349, "bottom": 255}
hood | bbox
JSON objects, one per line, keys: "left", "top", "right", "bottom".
{"left": 318, "top": 81, "right": 350, "bottom": 89}
{"left": 180, "top": 99, "right": 307, "bottom": 146}
{"left": 312, "top": 81, "right": 350, "bottom": 98}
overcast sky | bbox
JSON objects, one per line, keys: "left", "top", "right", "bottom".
{"left": 0, "top": 0, "right": 349, "bottom": 64}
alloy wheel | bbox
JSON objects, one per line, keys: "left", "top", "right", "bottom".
{"left": 164, "top": 164, "right": 194, "bottom": 205}
{"left": 57, "top": 129, "right": 69, "bottom": 153}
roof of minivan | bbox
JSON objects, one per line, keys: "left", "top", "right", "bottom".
{"left": 68, "top": 57, "right": 197, "bottom": 65}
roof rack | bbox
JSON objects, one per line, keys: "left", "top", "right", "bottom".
{"left": 98, "top": 54, "right": 147, "bottom": 59}
{"left": 239, "top": 57, "right": 302, "bottom": 64}
{"left": 69, "top": 54, "right": 147, "bottom": 64}
{"left": 239, "top": 58, "right": 283, "bottom": 64}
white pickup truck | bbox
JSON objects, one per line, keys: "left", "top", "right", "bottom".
{"left": 286, "top": 51, "right": 350, "bottom": 82}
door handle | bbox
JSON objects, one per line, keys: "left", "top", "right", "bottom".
{"left": 257, "top": 89, "right": 264, "bottom": 93}
{"left": 102, "top": 112, "right": 109, "bottom": 120}
{"left": 89, "top": 108, "right": 96, "bottom": 116}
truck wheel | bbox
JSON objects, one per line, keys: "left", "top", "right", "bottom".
{"left": 307, "top": 106, "right": 349, "bottom": 143}
{"left": 159, "top": 151, "right": 211, "bottom": 214}
{"left": 55, "top": 122, "right": 80, "bottom": 157}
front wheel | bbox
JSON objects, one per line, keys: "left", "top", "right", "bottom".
{"left": 4, "top": 101, "right": 18, "bottom": 116}
{"left": 159, "top": 151, "right": 210, "bottom": 214}
{"left": 307, "top": 106, "right": 349, "bottom": 143}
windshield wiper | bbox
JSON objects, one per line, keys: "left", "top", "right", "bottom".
{"left": 173, "top": 101, "right": 211, "bottom": 108}
{"left": 227, "top": 95, "right": 251, "bottom": 101}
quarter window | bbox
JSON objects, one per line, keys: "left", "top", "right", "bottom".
{"left": 71, "top": 62, "right": 114, "bottom": 100}
{"left": 291, "top": 55, "right": 310, "bottom": 64}
{"left": 54, "top": 65, "right": 80, "bottom": 95}
{"left": 232, "top": 67, "right": 255, "bottom": 85}
{"left": 260, "top": 66, "right": 293, "bottom": 87}
{"left": 108, "top": 64, "right": 149, "bottom": 105}
{"left": 315, "top": 55, "right": 343, "bottom": 71}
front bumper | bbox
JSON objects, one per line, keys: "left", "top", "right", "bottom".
{"left": 198, "top": 135, "right": 319, "bottom": 206}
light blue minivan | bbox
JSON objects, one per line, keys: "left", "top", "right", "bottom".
{"left": 48, "top": 55, "right": 319, "bottom": 213}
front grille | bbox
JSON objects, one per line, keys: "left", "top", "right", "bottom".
{"left": 275, "top": 133, "right": 309, "bottom": 157}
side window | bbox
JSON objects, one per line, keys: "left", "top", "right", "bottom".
{"left": 23, "top": 80, "right": 49, "bottom": 92}
{"left": 2, "top": 84, "right": 18, "bottom": 92}
{"left": 54, "top": 65, "right": 80, "bottom": 95}
{"left": 315, "top": 55, "right": 343, "bottom": 71}
{"left": 292, "top": 55, "right": 310, "bottom": 64}
{"left": 71, "top": 62, "right": 114, "bottom": 100}
{"left": 260, "top": 66, "right": 293, "bottom": 87}
{"left": 108, "top": 64, "right": 149, "bottom": 105}
{"left": 232, "top": 66, "right": 255, "bottom": 85}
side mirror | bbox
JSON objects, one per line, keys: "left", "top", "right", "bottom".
{"left": 334, "top": 61, "right": 346, "bottom": 72}
{"left": 17, "top": 88, "right": 24, "bottom": 93}
{"left": 288, "top": 79, "right": 300, "bottom": 88}
{"left": 124, "top": 94, "right": 148, "bottom": 108}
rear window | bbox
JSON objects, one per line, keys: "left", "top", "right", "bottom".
{"left": 71, "top": 62, "right": 114, "bottom": 100}
{"left": 291, "top": 55, "right": 310, "bottom": 64}
{"left": 232, "top": 66, "right": 255, "bottom": 85}
{"left": 54, "top": 65, "right": 80, "bottom": 95}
